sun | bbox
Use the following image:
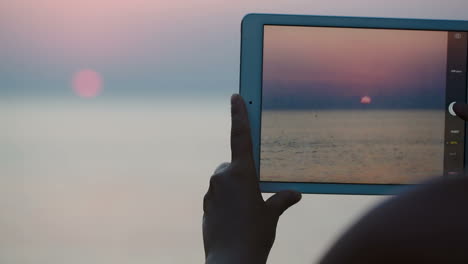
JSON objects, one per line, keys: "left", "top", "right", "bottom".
{"left": 360, "top": 96, "right": 372, "bottom": 104}
{"left": 72, "top": 69, "right": 103, "bottom": 98}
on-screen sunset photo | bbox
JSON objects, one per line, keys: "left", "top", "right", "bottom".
{"left": 261, "top": 26, "right": 448, "bottom": 184}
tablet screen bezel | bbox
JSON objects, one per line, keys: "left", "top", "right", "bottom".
{"left": 240, "top": 13, "right": 468, "bottom": 194}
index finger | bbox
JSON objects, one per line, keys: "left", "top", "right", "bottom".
{"left": 453, "top": 103, "right": 468, "bottom": 121}
{"left": 230, "top": 94, "right": 254, "bottom": 163}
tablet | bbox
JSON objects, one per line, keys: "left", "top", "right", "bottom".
{"left": 239, "top": 14, "right": 468, "bottom": 195}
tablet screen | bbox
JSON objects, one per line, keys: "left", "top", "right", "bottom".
{"left": 261, "top": 25, "right": 467, "bottom": 184}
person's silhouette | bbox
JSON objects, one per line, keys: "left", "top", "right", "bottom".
{"left": 203, "top": 94, "right": 468, "bottom": 264}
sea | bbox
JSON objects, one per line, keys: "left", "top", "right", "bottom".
{"left": 261, "top": 110, "right": 445, "bottom": 184}
{"left": 0, "top": 99, "right": 382, "bottom": 264}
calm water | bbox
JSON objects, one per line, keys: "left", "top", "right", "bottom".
{"left": 261, "top": 110, "right": 445, "bottom": 184}
{"left": 0, "top": 100, "right": 381, "bottom": 263}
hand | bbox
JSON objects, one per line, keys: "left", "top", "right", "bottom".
{"left": 203, "top": 94, "right": 302, "bottom": 264}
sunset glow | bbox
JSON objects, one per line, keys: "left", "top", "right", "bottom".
{"left": 72, "top": 69, "right": 103, "bottom": 98}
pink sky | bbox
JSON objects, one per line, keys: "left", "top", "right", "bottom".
{"left": 1, "top": 0, "right": 466, "bottom": 97}
{"left": 263, "top": 25, "right": 448, "bottom": 97}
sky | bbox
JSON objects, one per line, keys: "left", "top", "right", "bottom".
{"left": 1, "top": 0, "right": 468, "bottom": 99}
{"left": 263, "top": 26, "right": 448, "bottom": 109}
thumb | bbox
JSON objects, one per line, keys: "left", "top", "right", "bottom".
{"left": 266, "top": 190, "right": 302, "bottom": 217}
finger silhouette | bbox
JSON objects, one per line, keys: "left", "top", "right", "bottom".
{"left": 266, "top": 190, "right": 302, "bottom": 217}
{"left": 230, "top": 94, "right": 254, "bottom": 163}
{"left": 454, "top": 103, "right": 468, "bottom": 121}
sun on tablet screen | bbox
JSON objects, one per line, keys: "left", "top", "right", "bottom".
{"left": 261, "top": 25, "right": 466, "bottom": 184}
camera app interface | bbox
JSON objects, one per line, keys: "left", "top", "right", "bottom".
{"left": 261, "top": 26, "right": 467, "bottom": 184}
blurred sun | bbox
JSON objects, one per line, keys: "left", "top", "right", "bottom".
{"left": 360, "top": 96, "right": 372, "bottom": 104}
{"left": 72, "top": 69, "right": 103, "bottom": 98}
